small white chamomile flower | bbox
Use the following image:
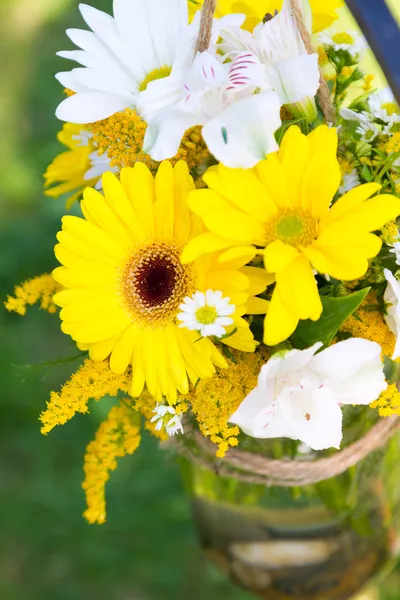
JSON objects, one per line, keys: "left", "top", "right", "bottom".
{"left": 151, "top": 404, "right": 184, "bottom": 436}
{"left": 368, "top": 88, "right": 400, "bottom": 124}
{"left": 356, "top": 120, "right": 380, "bottom": 142}
{"left": 339, "top": 168, "right": 360, "bottom": 195}
{"left": 177, "top": 290, "right": 235, "bottom": 338}
{"left": 319, "top": 30, "right": 366, "bottom": 58}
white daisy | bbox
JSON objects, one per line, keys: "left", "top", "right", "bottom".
{"left": 73, "top": 129, "right": 119, "bottom": 190}
{"left": 55, "top": 0, "right": 244, "bottom": 124}
{"left": 151, "top": 404, "right": 184, "bottom": 436}
{"left": 141, "top": 50, "right": 282, "bottom": 168}
{"left": 229, "top": 339, "right": 387, "bottom": 451}
{"left": 177, "top": 290, "right": 235, "bottom": 338}
{"left": 368, "top": 88, "right": 400, "bottom": 124}
{"left": 319, "top": 29, "right": 367, "bottom": 58}
{"left": 356, "top": 120, "right": 380, "bottom": 142}
{"left": 218, "top": 0, "right": 320, "bottom": 112}
{"left": 384, "top": 269, "right": 400, "bottom": 359}
{"left": 339, "top": 168, "right": 360, "bottom": 194}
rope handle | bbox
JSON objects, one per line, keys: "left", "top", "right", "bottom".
{"left": 195, "top": 0, "right": 336, "bottom": 122}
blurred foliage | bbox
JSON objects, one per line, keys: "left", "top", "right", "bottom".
{"left": 0, "top": 0, "right": 400, "bottom": 599}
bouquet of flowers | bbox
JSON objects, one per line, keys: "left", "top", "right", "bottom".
{"left": 6, "top": 0, "right": 400, "bottom": 536}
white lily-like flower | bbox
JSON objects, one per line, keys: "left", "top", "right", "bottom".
{"left": 151, "top": 403, "right": 184, "bottom": 436}
{"left": 55, "top": 0, "right": 244, "bottom": 124}
{"left": 384, "top": 269, "right": 400, "bottom": 360}
{"left": 177, "top": 290, "right": 235, "bottom": 338}
{"left": 389, "top": 240, "right": 400, "bottom": 267}
{"left": 141, "top": 50, "right": 282, "bottom": 168}
{"left": 229, "top": 339, "right": 387, "bottom": 451}
{"left": 319, "top": 29, "right": 367, "bottom": 58}
{"left": 218, "top": 0, "right": 320, "bottom": 115}
{"left": 368, "top": 88, "right": 400, "bottom": 125}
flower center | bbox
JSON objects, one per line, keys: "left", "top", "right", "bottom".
{"left": 265, "top": 210, "right": 318, "bottom": 248}
{"left": 120, "top": 241, "right": 194, "bottom": 327}
{"left": 382, "top": 102, "right": 399, "bottom": 116}
{"left": 195, "top": 305, "right": 218, "bottom": 325}
{"left": 332, "top": 32, "right": 354, "bottom": 45}
{"left": 138, "top": 66, "right": 172, "bottom": 93}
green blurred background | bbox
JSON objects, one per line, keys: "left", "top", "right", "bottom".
{"left": 0, "top": 1, "right": 399, "bottom": 599}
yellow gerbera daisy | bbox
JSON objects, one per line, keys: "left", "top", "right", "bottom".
{"left": 53, "top": 161, "right": 270, "bottom": 403}
{"left": 188, "top": 0, "right": 343, "bottom": 33}
{"left": 182, "top": 125, "right": 400, "bottom": 347}
{"left": 44, "top": 123, "right": 99, "bottom": 208}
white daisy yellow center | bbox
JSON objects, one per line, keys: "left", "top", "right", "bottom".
{"left": 138, "top": 66, "right": 172, "bottom": 93}
{"left": 265, "top": 210, "right": 319, "bottom": 247}
{"left": 120, "top": 241, "right": 194, "bottom": 327}
{"left": 382, "top": 102, "right": 399, "bottom": 117}
{"left": 332, "top": 32, "right": 354, "bottom": 45}
{"left": 195, "top": 305, "right": 218, "bottom": 325}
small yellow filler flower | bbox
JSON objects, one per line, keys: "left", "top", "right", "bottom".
{"left": 182, "top": 125, "right": 400, "bottom": 346}
{"left": 53, "top": 161, "right": 270, "bottom": 403}
{"left": 188, "top": 0, "right": 343, "bottom": 33}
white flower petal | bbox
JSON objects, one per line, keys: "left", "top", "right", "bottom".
{"left": 260, "top": 343, "right": 322, "bottom": 383}
{"left": 202, "top": 92, "right": 282, "bottom": 168}
{"left": 56, "top": 91, "right": 131, "bottom": 124}
{"left": 138, "top": 75, "right": 184, "bottom": 123}
{"left": 266, "top": 54, "right": 320, "bottom": 105}
{"left": 143, "top": 108, "right": 199, "bottom": 161}
{"left": 384, "top": 269, "right": 400, "bottom": 359}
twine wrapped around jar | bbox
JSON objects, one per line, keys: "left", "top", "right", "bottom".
{"left": 195, "top": 0, "right": 336, "bottom": 122}
{"left": 181, "top": 416, "right": 400, "bottom": 487}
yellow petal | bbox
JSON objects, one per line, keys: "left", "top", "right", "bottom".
{"left": 217, "top": 245, "right": 257, "bottom": 268}
{"left": 173, "top": 161, "right": 195, "bottom": 245}
{"left": 165, "top": 324, "right": 189, "bottom": 394}
{"left": 279, "top": 126, "right": 310, "bottom": 209}
{"left": 154, "top": 161, "right": 175, "bottom": 238}
{"left": 245, "top": 296, "right": 270, "bottom": 315}
{"left": 120, "top": 164, "right": 155, "bottom": 237}
{"left": 89, "top": 334, "right": 120, "bottom": 362}
{"left": 300, "top": 131, "right": 341, "bottom": 218}
{"left": 240, "top": 266, "right": 275, "bottom": 295}
{"left": 52, "top": 266, "right": 117, "bottom": 290}
{"left": 276, "top": 256, "right": 322, "bottom": 321}
{"left": 255, "top": 153, "right": 288, "bottom": 209}
{"left": 204, "top": 163, "right": 278, "bottom": 221}
{"left": 61, "top": 216, "right": 126, "bottom": 262}
{"left": 331, "top": 195, "right": 400, "bottom": 232}
{"left": 102, "top": 171, "right": 147, "bottom": 240}
{"left": 68, "top": 310, "right": 131, "bottom": 343}
{"left": 302, "top": 244, "right": 372, "bottom": 280}
{"left": 181, "top": 232, "right": 234, "bottom": 264}
{"left": 187, "top": 189, "right": 266, "bottom": 243}
{"left": 205, "top": 269, "right": 250, "bottom": 292}
{"left": 263, "top": 288, "right": 299, "bottom": 346}
{"left": 323, "top": 182, "right": 382, "bottom": 226}
{"left": 60, "top": 294, "right": 121, "bottom": 321}
{"left": 81, "top": 188, "right": 133, "bottom": 248}
{"left": 109, "top": 325, "right": 138, "bottom": 375}
{"left": 131, "top": 332, "right": 145, "bottom": 397}
{"left": 264, "top": 240, "right": 300, "bottom": 273}
{"left": 56, "top": 230, "right": 120, "bottom": 268}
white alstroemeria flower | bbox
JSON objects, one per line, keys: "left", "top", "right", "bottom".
{"left": 339, "top": 168, "right": 360, "bottom": 195}
{"left": 368, "top": 88, "right": 400, "bottom": 125}
{"left": 55, "top": 0, "right": 244, "bottom": 124}
{"left": 319, "top": 30, "right": 367, "bottom": 58}
{"left": 340, "top": 107, "right": 370, "bottom": 123}
{"left": 177, "top": 290, "right": 235, "bottom": 338}
{"left": 141, "top": 50, "right": 282, "bottom": 168}
{"left": 384, "top": 269, "right": 400, "bottom": 359}
{"left": 151, "top": 404, "right": 184, "bottom": 436}
{"left": 389, "top": 242, "right": 400, "bottom": 267}
{"left": 218, "top": 0, "right": 320, "bottom": 115}
{"left": 229, "top": 339, "right": 387, "bottom": 451}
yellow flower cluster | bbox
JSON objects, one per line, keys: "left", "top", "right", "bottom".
{"left": 340, "top": 297, "right": 395, "bottom": 358}
{"left": 4, "top": 274, "right": 61, "bottom": 316}
{"left": 40, "top": 359, "right": 130, "bottom": 434}
{"left": 189, "top": 351, "right": 268, "bottom": 458}
{"left": 82, "top": 404, "right": 141, "bottom": 524}
{"left": 338, "top": 158, "right": 354, "bottom": 176}
{"left": 371, "top": 384, "right": 400, "bottom": 418}
{"left": 381, "top": 221, "right": 399, "bottom": 245}
{"left": 385, "top": 132, "right": 400, "bottom": 155}
{"left": 88, "top": 109, "right": 211, "bottom": 183}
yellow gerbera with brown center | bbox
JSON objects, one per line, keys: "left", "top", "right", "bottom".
{"left": 182, "top": 125, "right": 400, "bottom": 346}
{"left": 188, "top": 0, "right": 343, "bottom": 33}
{"left": 53, "top": 161, "right": 270, "bottom": 403}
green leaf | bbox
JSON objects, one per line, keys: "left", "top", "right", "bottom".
{"left": 383, "top": 356, "right": 400, "bottom": 385}
{"left": 290, "top": 287, "right": 370, "bottom": 350}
